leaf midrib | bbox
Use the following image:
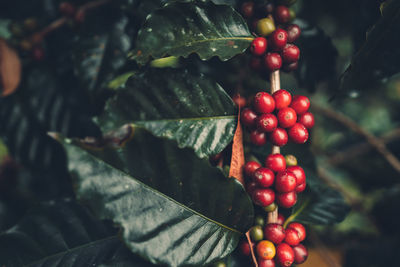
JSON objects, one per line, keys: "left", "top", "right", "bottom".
{"left": 134, "top": 115, "right": 236, "bottom": 124}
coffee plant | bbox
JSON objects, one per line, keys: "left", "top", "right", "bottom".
{"left": 1, "top": 0, "right": 399, "bottom": 266}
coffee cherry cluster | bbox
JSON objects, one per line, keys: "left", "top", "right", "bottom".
{"left": 244, "top": 154, "right": 306, "bottom": 210}
{"left": 239, "top": 213, "right": 308, "bottom": 266}
{"left": 240, "top": 1, "right": 301, "bottom": 75}
{"left": 241, "top": 89, "right": 314, "bottom": 147}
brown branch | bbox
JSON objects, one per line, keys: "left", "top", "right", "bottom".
{"left": 245, "top": 231, "right": 258, "bottom": 267}
{"left": 312, "top": 103, "right": 400, "bottom": 174}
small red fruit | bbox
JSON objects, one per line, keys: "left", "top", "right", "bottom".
{"left": 286, "top": 24, "right": 301, "bottom": 43}
{"left": 293, "top": 244, "right": 308, "bottom": 264}
{"left": 250, "top": 56, "right": 263, "bottom": 71}
{"left": 265, "top": 154, "right": 286, "bottom": 172}
{"left": 252, "top": 188, "right": 275, "bottom": 207}
{"left": 277, "top": 191, "right": 297, "bottom": 208}
{"left": 241, "top": 1, "right": 254, "bottom": 18}
{"left": 241, "top": 108, "right": 258, "bottom": 128}
{"left": 250, "top": 130, "right": 268, "bottom": 146}
{"left": 239, "top": 239, "right": 254, "bottom": 256}
{"left": 256, "top": 240, "right": 276, "bottom": 260}
{"left": 253, "top": 167, "right": 275, "bottom": 188}
{"left": 250, "top": 37, "right": 268, "bottom": 56}
{"left": 287, "top": 222, "right": 306, "bottom": 242}
{"left": 296, "top": 182, "right": 306, "bottom": 193}
{"left": 286, "top": 166, "right": 306, "bottom": 185}
{"left": 258, "top": 258, "right": 276, "bottom": 267}
{"left": 284, "top": 228, "right": 301, "bottom": 246}
{"left": 275, "top": 171, "right": 297, "bottom": 192}
{"left": 273, "top": 89, "right": 292, "bottom": 109}
{"left": 277, "top": 107, "right": 297, "bottom": 128}
{"left": 290, "top": 95, "right": 310, "bottom": 115}
{"left": 274, "top": 6, "right": 291, "bottom": 24}
{"left": 298, "top": 112, "right": 315, "bottom": 129}
{"left": 276, "top": 243, "right": 295, "bottom": 267}
{"left": 277, "top": 213, "right": 285, "bottom": 225}
{"left": 264, "top": 53, "right": 282, "bottom": 72}
{"left": 246, "top": 181, "right": 258, "bottom": 195}
{"left": 270, "top": 128, "right": 288, "bottom": 147}
{"left": 282, "top": 44, "right": 300, "bottom": 63}
{"left": 282, "top": 61, "right": 298, "bottom": 72}
{"left": 264, "top": 223, "right": 286, "bottom": 244}
{"left": 288, "top": 123, "right": 309, "bottom": 144}
{"left": 244, "top": 161, "right": 262, "bottom": 178}
{"left": 257, "top": 113, "right": 278, "bottom": 132}
{"left": 232, "top": 93, "right": 246, "bottom": 108}
{"left": 269, "top": 29, "right": 288, "bottom": 51}
{"left": 253, "top": 92, "right": 276, "bottom": 114}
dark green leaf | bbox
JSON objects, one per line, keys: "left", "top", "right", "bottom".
{"left": 0, "top": 200, "right": 153, "bottom": 267}
{"left": 340, "top": 0, "right": 400, "bottom": 92}
{"left": 131, "top": 1, "right": 253, "bottom": 64}
{"left": 61, "top": 127, "right": 253, "bottom": 266}
{"left": 97, "top": 68, "right": 237, "bottom": 158}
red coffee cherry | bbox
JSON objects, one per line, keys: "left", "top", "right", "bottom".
{"left": 264, "top": 223, "right": 286, "bottom": 244}
{"left": 276, "top": 191, "right": 297, "bottom": 208}
{"left": 253, "top": 92, "right": 276, "bottom": 114}
{"left": 264, "top": 53, "right": 282, "bottom": 72}
{"left": 239, "top": 239, "right": 254, "bottom": 256}
{"left": 274, "top": 6, "right": 291, "bottom": 24}
{"left": 257, "top": 113, "right": 278, "bottom": 132}
{"left": 298, "top": 112, "right": 315, "bottom": 129}
{"left": 296, "top": 182, "right": 306, "bottom": 193}
{"left": 273, "top": 89, "right": 292, "bottom": 109}
{"left": 244, "top": 161, "right": 262, "bottom": 178}
{"left": 282, "top": 44, "right": 300, "bottom": 63}
{"left": 277, "top": 107, "right": 297, "bottom": 128}
{"left": 232, "top": 93, "right": 247, "bottom": 108}
{"left": 252, "top": 188, "right": 276, "bottom": 207}
{"left": 257, "top": 240, "right": 276, "bottom": 260}
{"left": 287, "top": 222, "right": 306, "bottom": 242}
{"left": 270, "top": 127, "right": 289, "bottom": 147}
{"left": 269, "top": 29, "right": 288, "bottom": 51}
{"left": 293, "top": 244, "right": 308, "bottom": 264}
{"left": 241, "top": 108, "right": 258, "bottom": 128}
{"left": 241, "top": 1, "right": 255, "bottom": 18}
{"left": 246, "top": 181, "right": 258, "bottom": 195}
{"left": 282, "top": 61, "right": 298, "bottom": 72}
{"left": 286, "top": 24, "right": 301, "bottom": 43}
{"left": 276, "top": 243, "right": 295, "bottom": 267}
{"left": 288, "top": 123, "right": 309, "bottom": 144}
{"left": 265, "top": 154, "right": 286, "bottom": 172}
{"left": 275, "top": 170, "right": 297, "bottom": 192}
{"left": 250, "top": 37, "right": 268, "bottom": 56}
{"left": 250, "top": 130, "right": 268, "bottom": 146}
{"left": 290, "top": 95, "right": 310, "bottom": 115}
{"left": 284, "top": 228, "right": 301, "bottom": 246}
{"left": 277, "top": 213, "right": 285, "bottom": 225}
{"left": 254, "top": 167, "right": 275, "bottom": 187}
{"left": 286, "top": 166, "right": 306, "bottom": 185}
{"left": 250, "top": 56, "right": 263, "bottom": 71}
{"left": 258, "top": 258, "right": 276, "bottom": 267}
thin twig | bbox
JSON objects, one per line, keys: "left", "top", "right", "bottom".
{"left": 312, "top": 103, "right": 400, "bottom": 174}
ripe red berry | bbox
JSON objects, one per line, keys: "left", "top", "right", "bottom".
{"left": 286, "top": 24, "right": 301, "bottom": 43}
{"left": 257, "top": 114, "right": 278, "bottom": 132}
{"left": 277, "top": 213, "right": 285, "bottom": 225}
{"left": 241, "top": 1, "right": 255, "bottom": 18}
{"left": 239, "top": 239, "right": 254, "bottom": 256}
{"left": 75, "top": 9, "right": 86, "bottom": 24}
{"left": 270, "top": 128, "right": 288, "bottom": 147}
{"left": 209, "top": 152, "right": 222, "bottom": 164}
{"left": 250, "top": 56, "right": 263, "bottom": 71}
{"left": 293, "top": 244, "right": 308, "bottom": 264}
{"left": 288, "top": 123, "right": 309, "bottom": 144}
{"left": 282, "top": 61, "right": 298, "bottom": 72}
{"left": 274, "top": 6, "right": 291, "bottom": 24}
{"left": 253, "top": 167, "right": 275, "bottom": 188}
{"left": 275, "top": 171, "right": 297, "bottom": 193}
{"left": 264, "top": 53, "right": 282, "bottom": 72}
{"left": 253, "top": 92, "right": 276, "bottom": 114}
{"left": 265, "top": 154, "right": 286, "bottom": 172}
{"left": 277, "top": 191, "right": 297, "bottom": 208}
{"left": 246, "top": 181, "right": 258, "bottom": 195}
{"left": 290, "top": 95, "right": 310, "bottom": 115}
{"left": 287, "top": 222, "right": 306, "bottom": 242}
{"left": 258, "top": 258, "right": 276, "bottom": 267}
{"left": 244, "top": 161, "right": 262, "bottom": 178}
{"left": 298, "top": 112, "right": 315, "bottom": 129}
{"left": 264, "top": 223, "right": 286, "bottom": 244}
{"left": 273, "top": 89, "right": 292, "bottom": 109}
{"left": 250, "top": 37, "right": 268, "bottom": 56}
{"left": 276, "top": 243, "right": 295, "bottom": 267}
{"left": 59, "top": 2, "right": 76, "bottom": 17}
{"left": 284, "top": 228, "right": 301, "bottom": 246}
{"left": 250, "top": 130, "right": 268, "bottom": 146}
{"left": 252, "top": 188, "right": 275, "bottom": 207}
{"left": 282, "top": 44, "right": 300, "bottom": 63}
{"left": 286, "top": 166, "right": 306, "bottom": 185}
{"left": 269, "top": 29, "right": 288, "bottom": 51}
{"left": 277, "top": 107, "right": 297, "bottom": 128}
{"left": 257, "top": 240, "right": 276, "bottom": 260}
{"left": 241, "top": 108, "right": 258, "bottom": 128}
{"left": 296, "top": 182, "right": 306, "bottom": 193}
{"left": 232, "top": 93, "right": 246, "bottom": 108}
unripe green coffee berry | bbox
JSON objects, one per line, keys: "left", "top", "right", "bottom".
{"left": 289, "top": 9, "right": 296, "bottom": 22}
{"left": 213, "top": 261, "right": 227, "bottom": 267}
{"left": 255, "top": 215, "right": 265, "bottom": 226}
{"left": 250, "top": 225, "right": 264, "bottom": 241}
{"left": 263, "top": 202, "right": 277, "bottom": 212}
{"left": 285, "top": 154, "right": 297, "bottom": 166}
{"left": 256, "top": 18, "right": 275, "bottom": 37}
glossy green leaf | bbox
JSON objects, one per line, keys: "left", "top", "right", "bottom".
{"left": 61, "top": 127, "right": 253, "bottom": 267}
{"left": 130, "top": 1, "right": 253, "bottom": 64}
{"left": 97, "top": 68, "right": 237, "bottom": 158}
{"left": 0, "top": 200, "right": 153, "bottom": 267}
